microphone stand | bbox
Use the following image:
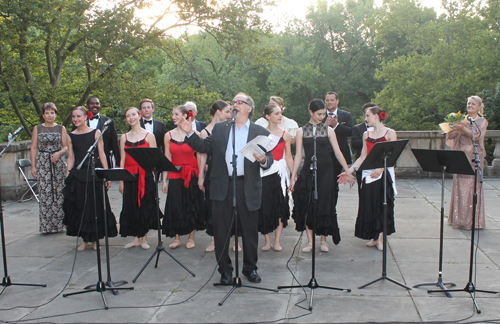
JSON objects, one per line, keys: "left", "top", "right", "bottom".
{"left": 214, "top": 114, "right": 277, "bottom": 306}
{"left": 428, "top": 117, "right": 499, "bottom": 313}
{"left": 64, "top": 124, "right": 130, "bottom": 309}
{"left": 278, "top": 124, "right": 350, "bottom": 310}
{"left": 0, "top": 129, "right": 47, "bottom": 296}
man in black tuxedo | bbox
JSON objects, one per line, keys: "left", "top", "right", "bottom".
{"left": 84, "top": 96, "right": 120, "bottom": 168}
{"left": 323, "top": 91, "right": 353, "bottom": 216}
{"left": 139, "top": 98, "right": 167, "bottom": 152}
{"left": 179, "top": 93, "right": 273, "bottom": 285}
{"left": 185, "top": 101, "right": 207, "bottom": 132}
{"left": 351, "top": 103, "right": 377, "bottom": 190}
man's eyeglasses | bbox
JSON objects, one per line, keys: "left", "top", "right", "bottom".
{"left": 231, "top": 100, "right": 249, "bottom": 106}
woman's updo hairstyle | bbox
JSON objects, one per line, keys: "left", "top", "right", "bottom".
{"left": 468, "top": 96, "right": 484, "bottom": 116}
{"left": 270, "top": 96, "right": 285, "bottom": 108}
{"left": 210, "top": 100, "right": 228, "bottom": 117}
{"left": 263, "top": 104, "right": 279, "bottom": 119}
{"left": 125, "top": 107, "right": 140, "bottom": 115}
{"left": 174, "top": 105, "right": 189, "bottom": 116}
{"left": 73, "top": 106, "right": 88, "bottom": 116}
{"left": 308, "top": 99, "right": 325, "bottom": 113}
{"left": 367, "top": 106, "right": 387, "bottom": 120}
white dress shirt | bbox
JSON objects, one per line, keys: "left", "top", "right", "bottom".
{"left": 89, "top": 114, "right": 100, "bottom": 129}
{"left": 143, "top": 118, "right": 154, "bottom": 132}
{"left": 225, "top": 119, "right": 250, "bottom": 176}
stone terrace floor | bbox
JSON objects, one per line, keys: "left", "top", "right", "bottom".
{"left": 0, "top": 179, "right": 499, "bottom": 323}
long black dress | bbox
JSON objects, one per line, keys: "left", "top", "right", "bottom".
{"left": 63, "top": 130, "right": 118, "bottom": 242}
{"left": 292, "top": 123, "right": 341, "bottom": 244}
{"left": 119, "top": 133, "right": 162, "bottom": 238}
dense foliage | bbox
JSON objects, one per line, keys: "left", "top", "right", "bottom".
{"left": 1, "top": 0, "right": 499, "bottom": 141}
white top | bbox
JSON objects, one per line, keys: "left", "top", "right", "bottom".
{"left": 255, "top": 116, "right": 298, "bottom": 138}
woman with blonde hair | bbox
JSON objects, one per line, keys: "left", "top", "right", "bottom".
{"left": 446, "top": 96, "right": 488, "bottom": 229}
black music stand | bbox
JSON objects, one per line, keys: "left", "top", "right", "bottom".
{"left": 125, "top": 147, "right": 195, "bottom": 282}
{"left": 411, "top": 149, "right": 474, "bottom": 297}
{"left": 63, "top": 169, "right": 132, "bottom": 309}
{"left": 86, "top": 168, "right": 136, "bottom": 295}
{"left": 358, "top": 139, "right": 411, "bottom": 291}
{"left": 0, "top": 189, "right": 47, "bottom": 296}
{"left": 426, "top": 126, "right": 499, "bottom": 313}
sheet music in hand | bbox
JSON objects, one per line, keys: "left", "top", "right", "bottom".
{"left": 239, "top": 135, "right": 275, "bottom": 162}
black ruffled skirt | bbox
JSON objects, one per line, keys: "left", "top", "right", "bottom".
{"left": 119, "top": 172, "right": 163, "bottom": 238}
{"left": 258, "top": 172, "right": 289, "bottom": 235}
{"left": 63, "top": 173, "right": 118, "bottom": 242}
{"left": 354, "top": 172, "right": 395, "bottom": 240}
{"left": 162, "top": 177, "right": 205, "bottom": 238}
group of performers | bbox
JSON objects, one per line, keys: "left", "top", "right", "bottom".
{"left": 29, "top": 92, "right": 487, "bottom": 284}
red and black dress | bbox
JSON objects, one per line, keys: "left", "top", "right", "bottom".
{"left": 162, "top": 132, "right": 205, "bottom": 237}
{"left": 354, "top": 130, "right": 396, "bottom": 240}
{"left": 119, "top": 133, "right": 162, "bottom": 238}
{"left": 258, "top": 131, "right": 290, "bottom": 234}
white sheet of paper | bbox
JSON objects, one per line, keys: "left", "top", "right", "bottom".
{"left": 239, "top": 135, "right": 273, "bottom": 162}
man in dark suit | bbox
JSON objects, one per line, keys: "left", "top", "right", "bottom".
{"left": 179, "top": 93, "right": 273, "bottom": 285}
{"left": 323, "top": 91, "right": 353, "bottom": 216}
{"left": 351, "top": 103, "right": 377, "bottom": 190}
{"left": 139, "top": 98, "right": 167, "bottom": 152}
{"left": 185, "top": 101, "right": 207, "bottom": 132}
{"left": 85, "top": 96, "right": 120, "bottom": 168}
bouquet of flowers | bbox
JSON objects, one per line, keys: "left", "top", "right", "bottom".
{"left": 443, "top": 111, "right": 464, "bottom": 124}
{"left": 440, "top": 111, "right": 464, "bottom": 133}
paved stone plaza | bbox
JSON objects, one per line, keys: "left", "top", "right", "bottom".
{"left": 0, "top": 179, "right": 499, "bottom": 323}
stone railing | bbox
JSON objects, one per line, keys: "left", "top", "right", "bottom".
{"left": 2, "top": 130, "right": 500, "bottom": 200}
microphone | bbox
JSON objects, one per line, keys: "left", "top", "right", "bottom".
{"left": 12, "top": 126, "right": 24, "bottom": 137}
{"left": 312, "top": 124, "right": 317, "bottom": 137}
{"left": 231, "top": 109, "right": 238, "bottom": 120}
{"left": 103, "top": 119, "right": 112, "bottom": 126}
{"left": 467, "top": 116, "right": 474, "bottom": 123}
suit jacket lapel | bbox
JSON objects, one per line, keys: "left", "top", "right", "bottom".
{"left": 97, "top": 116, "right": 104, "bottom": 130}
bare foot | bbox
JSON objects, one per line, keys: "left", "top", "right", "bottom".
{"left": 320, "top": 241, "right": 329, "bottom": 252}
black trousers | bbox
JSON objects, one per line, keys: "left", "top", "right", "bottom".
{"left": 212, "top": 178, "right": 259, "bottom": 274}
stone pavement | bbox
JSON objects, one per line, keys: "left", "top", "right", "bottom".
{"left": 0, "top": 179, "right": 499, "bottom": 323}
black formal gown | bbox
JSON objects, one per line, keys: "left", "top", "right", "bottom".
{"left": 292, "top": 123, "right": 341, "bottom": 244}
{"left": 63, "top": 130, "right": 118, "bottom": 242}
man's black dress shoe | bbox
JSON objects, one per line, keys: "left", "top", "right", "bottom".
{"left": 242, "top": 270, "right": 261, "bottom": 283}
{"left": 220, "top": 271, "right": 233, "bottom": 285}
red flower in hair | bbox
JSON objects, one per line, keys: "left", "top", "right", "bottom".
{"left": 379, "top": 111, "right": 387, "bottom": 120}
{"left": 188, "top": 110, "right": 194, "bottom": 119}
{"left": 87, "top": 111, "right": 93, "bottom": 119}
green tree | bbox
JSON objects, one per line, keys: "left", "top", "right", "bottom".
{"left": 374, "top": 0, "right": 500, "bottom": 130}
{"left": 0, "top": 0, "right": 274, "bottom": 138}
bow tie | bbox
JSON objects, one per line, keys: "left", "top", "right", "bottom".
{"left": 89, "top": 114, "right": 99, "bottom": 120}
{"left": 143, "top": 119, "right": 153, "bottom": 125}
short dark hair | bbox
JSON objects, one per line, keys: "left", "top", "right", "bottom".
{"left": 139, "top": 98, "right": 154, "bottom": 109}
{"left": 326, "top": 91, "right": 338, "bottom": 100}
{"left": 42, "top": 102, "right": 58, "bottom": 114}
{"left": 308, "top": 99, "right": 325, "bottom": 112}
{"left": 86, "top": 96, "right": 99, "bottom": 106}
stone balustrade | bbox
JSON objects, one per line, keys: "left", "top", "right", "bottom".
{"left": 2, "top": 130, "right": 500, "bottom": 200}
